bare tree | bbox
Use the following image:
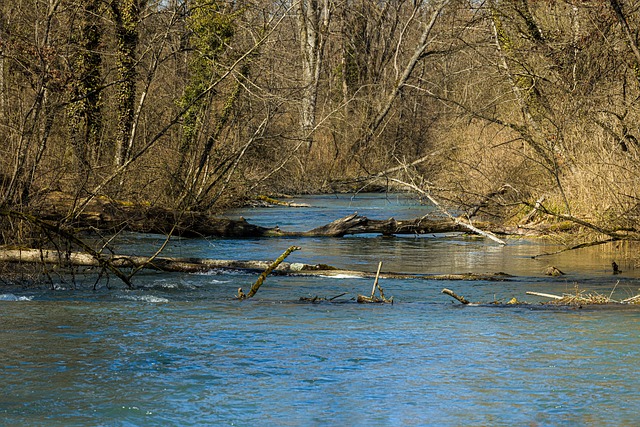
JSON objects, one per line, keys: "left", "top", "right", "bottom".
{"left": 297, "top": 0, "right": 331, "bottom": 147}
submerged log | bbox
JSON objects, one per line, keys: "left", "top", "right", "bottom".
{"left": 299, "top": 292, "right": 349, "bottom": 303}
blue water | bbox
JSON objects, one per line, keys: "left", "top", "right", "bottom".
{"left": 2, "top": 194, "right": 640, "bottom": 426}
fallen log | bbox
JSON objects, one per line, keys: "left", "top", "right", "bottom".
{"left": 0, "top": 209, "right": 134, "bottom": 288}
{"left": 0, "top": 248, "right": 314, "bottom": 274}
{"left": 34, "top": 191, "right": 506, "bottom": 239}
{"left": 255, "top": 195, "right": 311, "bottom": 208}
{"left": 0, "top": 248, "right": 515, "bottom": 282}
{"left": 301, "top": 213, "right": 472, "bottom": 237}
{"left": 37, "top": 191, "right": 274, "bottom": 238}
{"left": 385, "top": 178, "right": 507, "bottom": 245}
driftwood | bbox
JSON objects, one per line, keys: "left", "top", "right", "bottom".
{"left": 0, "top": 248, "right": 515, "bottom": 284}
{"left": 442, "top": 288, "right": 470, "bottom": 304}
{"left": 238, "top": 246, "right": 301, "bottom": 299}
{"left": 33, "top": 191, "right": 507, "bottom": 239}
{"left": 0, "top": 248, "right": 315, "bottom": 275}
{"left": 255, "top": 195, "right": 311, "bottom": 208}
{"left": 357, "top": 261, "right": 393, "bottom": 304}
{"left": 527, "top": 289, "right": 616, "bottom": 306}
{"left": 525, "top": 291, "right": 563, "bottom": 300}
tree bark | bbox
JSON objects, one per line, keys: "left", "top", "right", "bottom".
{"left": 0, "top": 248, "right": 309, "bottom": 274}
{"left": 110, "top": 0, "right": 140, "bottom": 168}
{"left": 297, "top": 0, "right": 330, "bottom": 144}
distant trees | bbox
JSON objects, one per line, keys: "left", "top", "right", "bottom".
{"left": 475, "top": 0, "right": 640, "bottom": 222}
{"left": 1, "top": 0, "right": 640, "bottom": 234}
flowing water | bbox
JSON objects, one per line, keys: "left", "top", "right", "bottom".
{"left": 2, "top": 194, "right": 640, "bottom": 426}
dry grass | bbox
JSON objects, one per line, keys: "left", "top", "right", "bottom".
{"left": 544, "top": 284, "right": 640, "bottom": 306}
{"left": 551, "top": 291, "right": 612, "bottom": 306}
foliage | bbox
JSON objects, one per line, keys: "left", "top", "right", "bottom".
{"left": 177, "top": 0, "right": 236, "bottom": 149}
{"left": 0, "top": 0, "right": 640, "bottom": 241}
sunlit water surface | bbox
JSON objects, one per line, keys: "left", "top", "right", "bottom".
{"left": 2, "top": 194, "right": 640, "bottom": 426}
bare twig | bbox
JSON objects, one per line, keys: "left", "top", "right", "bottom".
{"left": 389, "top": 178, "right": 507, "bottom": 245}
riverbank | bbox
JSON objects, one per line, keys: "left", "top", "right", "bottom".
{"left": 2, "top": 193, "right": 639, "bottom": 292}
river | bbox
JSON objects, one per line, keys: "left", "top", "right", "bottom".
{"left": 2, "top": 194, "right": 640, "bottom": 426}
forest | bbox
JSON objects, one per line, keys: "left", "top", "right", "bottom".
{"left": 2, "top": 0, "right": 640, "bottom": 280}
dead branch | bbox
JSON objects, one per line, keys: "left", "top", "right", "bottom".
{"left": 239, "top": 246, "right": 301, "bottom": 299}
{"left": 525, "top": 291, "right": 563, "bottom": 300}
{"left": 442, "top": 288, "right": 470, "bottom": 304}
{"left": 388, "top": 178, "right": 507, "bottom": 245}
{"left": 526, "top": 201, "right": 634, "bottom": 240}
{"left": 0, "top": 210, "right": 134, "bottom": 288}
{"left": 357, "top": 261, "right": 393, "bottom": 304}
{"left": 0, "top": 247, "right": 517, "bottom": 282}
{"left": 520, "top": 195, "right": 546, "bottom": 224}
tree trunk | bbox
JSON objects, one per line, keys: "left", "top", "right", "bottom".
{"left": 110, "top": 0, "right": 140, "bottom": 168}
{"left": 68, "top": 0, "right": 103, "bottom": 171}
{"left": 297, "top": 0, "right": 330, "bottom": 145}
{"left": 609, "top": 0, "right": 640, "bottom": 83}
{"left": 0, "top": 20, "right": 4, "bottom": 119}
{"left": 0, "top": 248, "right": 309, "bottom": 274}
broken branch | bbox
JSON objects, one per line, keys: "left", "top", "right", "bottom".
{"left": 525, "top": 291, "right": 563, "bottom": 300}
{"left": 442, "top": 288, "right": 470, "bottom": 304}
{"left": 240, "top": 246, "right": 301, "bottom": 299}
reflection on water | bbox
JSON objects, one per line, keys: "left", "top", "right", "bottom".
{"left": 2, "top": 194, "right": 640, "bottom": 426}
